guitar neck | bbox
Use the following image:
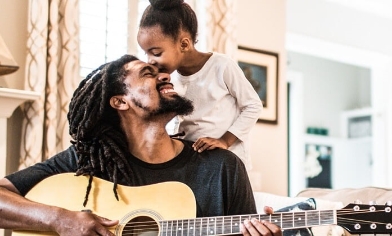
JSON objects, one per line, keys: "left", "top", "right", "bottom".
{"left": 158, "top": 210, "right": 335, "bottom": 235}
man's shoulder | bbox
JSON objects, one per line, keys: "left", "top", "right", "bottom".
{"left": 207, "top": 148, "right": 243, "bottom": 165}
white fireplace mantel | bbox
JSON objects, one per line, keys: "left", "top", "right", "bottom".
{"left": 0, "top": 87, "right": 40, "bottom": 179}
{"left": 0, "top": 87, "right": 41, "bottom": 117}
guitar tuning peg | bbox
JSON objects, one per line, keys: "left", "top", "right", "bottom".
{"left": 386, "top": 201, "right": 392, "bottom": 206}
{"left": 368, "top": 200, "right": 377, "bottom": 205}
{"left": 354, "top": 199, "right": 362, "bottom": 204}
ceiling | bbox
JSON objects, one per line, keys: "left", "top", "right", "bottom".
{"left": 324, "top": 0, "right": 392, "bottom": 20}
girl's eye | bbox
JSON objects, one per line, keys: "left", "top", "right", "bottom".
{"left": 153, "top": 52, "right": 162, "bottom": 57}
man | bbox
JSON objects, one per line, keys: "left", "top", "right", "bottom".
{"left": 0, "top": 55, "right": 281, "bottom": 236}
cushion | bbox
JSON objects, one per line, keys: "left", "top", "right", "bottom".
{"left": 296, "top": 187, "right": 392, "bottom": 206}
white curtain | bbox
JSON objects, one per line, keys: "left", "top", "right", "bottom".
{"left": 195, "top": 0, "right": 238, "bottom": 59}
{"left": 19, "top": 0, "right": 80, "bottom": 169}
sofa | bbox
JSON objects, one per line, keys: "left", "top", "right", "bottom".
{"left": 254, "top": 186, "right": 392, "bottom": 236}
{"left": 297, "top": 187, "right": 392, "bottom": 235}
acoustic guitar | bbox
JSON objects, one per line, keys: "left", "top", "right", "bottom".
{"left": 12, "top": 173, "right": 392, "bottom": 235}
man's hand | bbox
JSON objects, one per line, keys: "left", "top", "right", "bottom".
{"left": 240, "top": 206, "right": 283, "bottom": 236}
{"left": 241, "top": 219, "right": 282, "bottom": 236}
{"left": 53, "top": 210, "right": 118, "bottom": 236}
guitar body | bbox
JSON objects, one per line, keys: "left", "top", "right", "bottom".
{"left": 12, "top": 173, "right": 196, "bottom": 236}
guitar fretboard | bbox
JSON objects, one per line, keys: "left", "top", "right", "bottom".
{"left": 159, "top": 210, "right": 335, "bottom": 235}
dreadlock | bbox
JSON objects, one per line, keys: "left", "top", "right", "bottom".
{"left": 67, "top": 54, "right": 139, "bottom": 206}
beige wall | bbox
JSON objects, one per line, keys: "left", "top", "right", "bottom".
{"left": 0, "top": 0, "right": 29, "bottom": 186}
{"left": 0, "top": 0, "right": 28, "bottom": 89}
{"left": 238, "top": 0, "right": 288, "bottom": 196}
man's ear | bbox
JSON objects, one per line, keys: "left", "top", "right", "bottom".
{"left": 110, "top": 96, "right": 129, "bottom": 110}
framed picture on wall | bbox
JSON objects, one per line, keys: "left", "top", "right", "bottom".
{"left": 237, "top": 46, "right": 279, "bottom": 124}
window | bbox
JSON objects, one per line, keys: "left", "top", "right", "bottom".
{"left": 79, "top": 0, "right": 203, "bottom": 78}
{"left": 79, "top": 0, "right": 149, "bottom": 78}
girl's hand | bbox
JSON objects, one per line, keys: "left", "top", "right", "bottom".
{"left": 192, "top": 137, "right": 227, "bottom": 152}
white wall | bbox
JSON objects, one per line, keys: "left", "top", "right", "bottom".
{"left": 286, "top": 0, "right": 392, "bottom": 187}
{"left": 287, "top": 0, "right": 392, "bottom": 56}
{"left": 288, "top": 52, "right": 371, "bottom": 137}
{"left": 238, "top": 0, "right": 288, "bottom": 196}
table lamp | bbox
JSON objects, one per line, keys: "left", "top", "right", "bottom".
{"left": 0, "top": 34, "right": 19, "bottom": 76}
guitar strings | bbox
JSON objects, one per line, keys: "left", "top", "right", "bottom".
{"left": 115, "top": 209, "right": 391, "bottom": 235}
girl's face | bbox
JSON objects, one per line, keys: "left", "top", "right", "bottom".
{"left": 137, "top": 26, "right": 183, "bottom": 74}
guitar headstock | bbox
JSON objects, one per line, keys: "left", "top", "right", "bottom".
{"left": 337, "top": 202, "right": 392, "bottom": 234}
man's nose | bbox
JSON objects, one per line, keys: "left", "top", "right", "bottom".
{"left": 157, "top": 73, "right": 170, "bottom": 82}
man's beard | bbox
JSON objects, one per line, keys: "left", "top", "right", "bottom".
{"left": 132, "top": 94, "right": 193, "bottom": 117}
{"left": 152, "top": 94, "right": 194, "bottom": 116}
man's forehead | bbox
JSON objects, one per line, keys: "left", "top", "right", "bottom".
{"left": 125, "top": 60, "right": 158, "bottom": 72}
{"left": 124, "top": 60, "right": 144, "bottom": 71}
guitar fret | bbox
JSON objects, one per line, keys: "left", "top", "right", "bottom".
{"left": 294, "top": 212, "right": 306, "bottom": 228}
{"left": 202, "top": 217, "right": 209, "bottom": 235}
{"left": 194, "top": 218, "right": 203, "bottom": 236}
{"left": 174, "top": 220, "right": 178, "bottom": 235}
{"left": 159, "top": 221, "right": 164, "bottom": 236}
{"left": 307, "top": 211, "right": 320, "bottom": 227}
{"left": 208, "top": 217, "right": 215, "bottom": 235}
{"left": 270, "top": 213, "right": 281, "bottom": 228}
{"left": 181, "top": 219, "right": 188, "bottom": 236}
{"left": 216, "top": 217, "right": 226, "bottom": 234}
{"left": 320, "top": 210, "right": 334, "bottom": 225}
{"left": 170, "top": 220, "right": 173, "bottom": 236}
{"left": 188, "top": 218, "right": 194, "bottom": 236}
{"left": 230, "top": 215, "right": 233, "bottom": 234}
{"left": 232, "top": 215, "right": 241, "bottom": 234}
{"left": 281, "top": 212, "right": 294, "bottom": 229}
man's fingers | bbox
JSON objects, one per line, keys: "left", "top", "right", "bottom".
{"left": 264, "top": 206, "right": 274, "bottom": 214}
{"left": 97, "top": 216, "right": 119, "bottom": 227}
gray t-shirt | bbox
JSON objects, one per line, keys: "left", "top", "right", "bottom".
{"left": 6, "top": 140, "right": 256, "bottom": 217}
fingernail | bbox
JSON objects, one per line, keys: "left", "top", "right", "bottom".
{"left": 244, "top": 220, "right": 250, "bottom": 226}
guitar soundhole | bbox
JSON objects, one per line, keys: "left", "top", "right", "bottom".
{"left": 123, "top": 216, "right": 159, "bottom": 236}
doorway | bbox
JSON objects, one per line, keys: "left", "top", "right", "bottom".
{"left": 287, "top": 66, "right": 372, "bottom": 196}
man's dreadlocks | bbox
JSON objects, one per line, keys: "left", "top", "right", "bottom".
{"left": 67, "top": 54, "right": 138, "bottom": 206}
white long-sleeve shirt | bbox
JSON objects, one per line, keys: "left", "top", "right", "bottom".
{"left": 170, "top": 52, "right": 263, "bottom": 169}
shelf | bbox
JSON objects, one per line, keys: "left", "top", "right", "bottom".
{"left": 0, "top": 87, "right": 40, "bottom": 118}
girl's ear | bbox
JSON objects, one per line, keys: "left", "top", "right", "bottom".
{"left": 180, "top": 37, "right": 192, "bottom": 52}
{"left": 110, "top": 96, "right": 129, "bottom": 110}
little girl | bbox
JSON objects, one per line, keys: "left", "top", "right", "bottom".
{"left": 137, "top": 0, "right": 263, "bottom": 169}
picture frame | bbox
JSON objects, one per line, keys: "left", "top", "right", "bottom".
{"left": 237, "top": 46, "right": 279, "bottom": 124}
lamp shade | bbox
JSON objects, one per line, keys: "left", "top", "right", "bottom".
{"left": 0, "top": 34, "right": 19, "bottom": 76}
